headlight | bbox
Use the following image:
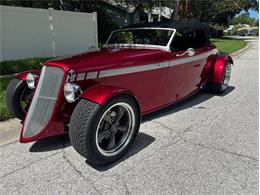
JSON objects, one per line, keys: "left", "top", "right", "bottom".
{"left": 26, "top": 73, "right": 36, "bottom": 89}
{"left": 64, "top": 83, "right": 82, "bottom": 103}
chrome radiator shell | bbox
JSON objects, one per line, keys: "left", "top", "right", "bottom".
{"left": 22, "top": 66, "right": 64, "bottom": 138}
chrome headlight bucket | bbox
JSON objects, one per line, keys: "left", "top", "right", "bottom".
{"left": 64, "top": 83, "right": 82, "bottom": 103}
{"left": 26, "top": 73, "right": 36, "bottom": 89}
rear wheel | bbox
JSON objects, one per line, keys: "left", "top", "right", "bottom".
{"left": 5, "top": 78, "right": 34, "bottom": 120}
{"left": 206, "top": 62, "right": 232, "bottom": 93}
{"left": 69, "top": 95, "right": 140, "bottom": 165}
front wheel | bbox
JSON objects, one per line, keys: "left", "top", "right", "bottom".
{"left": 206, "top": 62, "right": 232, "bottom": 94}
{"left": 5, "top": 78, "right": 34, "bottom": 121}
{"left": 69, "top": 95, "right": 140, "bottom": 165}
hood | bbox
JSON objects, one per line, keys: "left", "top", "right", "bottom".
{"left": 44, "top": 47, "right": 167, "bottom": 73}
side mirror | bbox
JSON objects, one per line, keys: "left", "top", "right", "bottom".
{"left": 186, "top": 48, "right": 195, "bottom": 56}
{"left": 176, "top": 48, "right": 195, "bottom": 57}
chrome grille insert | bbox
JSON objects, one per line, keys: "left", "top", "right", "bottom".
{"left": 23, "top": 66, "right": 64, "bottom": 138}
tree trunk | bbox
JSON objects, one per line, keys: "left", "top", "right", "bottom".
{"left": 158, "top": 1, "right": 162, "bottom": 21}
{"left": 148, "top": 8, "right": 153, "bottom": 22}
{"left": 173, "top": 0, "right": 179, "bottom": 20}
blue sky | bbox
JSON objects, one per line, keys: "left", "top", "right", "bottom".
{"left": 248, "top": 9, "right": 259, "bottom": 19}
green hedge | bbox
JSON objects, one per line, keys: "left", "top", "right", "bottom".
{"left": 0, "top": 57, "right": 51, "bottom": 75}
{"left": 0, "top": 78, "right": 13, "bottom": 121}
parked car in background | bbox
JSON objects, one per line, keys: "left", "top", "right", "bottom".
{"left": 238, "top": 32, "right": 246, "bottom": 36}
{"left": 6, "top": 20, "right": 233, "bottom": 165}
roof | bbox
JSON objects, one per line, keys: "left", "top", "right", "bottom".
{"left": 121, "top": 20, "right": 209, "bottom": 32}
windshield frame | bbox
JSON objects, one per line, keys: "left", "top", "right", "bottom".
{"left": 104, "top": 27, "right": 176, "bottom": 51}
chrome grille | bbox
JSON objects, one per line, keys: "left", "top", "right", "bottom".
{"left": 23, "top": 66, "right": 64, "bottom": 138}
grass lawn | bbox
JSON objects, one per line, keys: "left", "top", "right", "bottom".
{"left": 0, "top": 57, "right": 51, "bottom": 75}
{"left": 210, "top": 37, "right": 247, "bottom": 54}
{"left": 0, "top": 77, "right": 13, "bottom": 121}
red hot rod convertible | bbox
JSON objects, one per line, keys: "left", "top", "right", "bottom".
{"left": 6, "top": 20, "right": 233, "bottom": 165}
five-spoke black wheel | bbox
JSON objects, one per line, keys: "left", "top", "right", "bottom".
{"left": 69, "top": 95, "right": 140, "bottom": 165}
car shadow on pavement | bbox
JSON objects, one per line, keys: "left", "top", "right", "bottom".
{"left": 86, "top": 86, "right": 235, "bottom": 170}
{"left": 143, "top": 86, "right": 235, "bottom": 122}
{"left": 29, "top": 86, "right": 234, "bottom": 169}
{"left": 86, "top": 132, "right": 155, "bottom": 171}
{"left": 29, "top": 132, "right": 155, "bottom": 169}
{"left": 29, "top": 134, "right": 71, "bottom": 152}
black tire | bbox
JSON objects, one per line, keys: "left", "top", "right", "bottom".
{"left": 69, "top": 95, "right": 140, "bottom": 165}
{"left": 206, "top": 62, "right": 232, "bottom": 94}
{"left": 5, "top": 78, "right": 33, "bottom": 121}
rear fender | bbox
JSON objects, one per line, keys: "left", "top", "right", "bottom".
{"left": 209, "top": 54, "right": 233, "bottom": 83}
{"left": 80, "top": 84, "right": 139, "bottom": 106}
{"left": 15, "top": 70, "right": 41, "bottom": 81}
{"left": 200, "top": 54, "right": 217, "bottom": 84}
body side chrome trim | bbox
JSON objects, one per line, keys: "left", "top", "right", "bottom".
{"left": 79, "top": 49, "right": 218, "bottom": 80}
{"left": 169, "top": 49, "right": 218, "bottom": 67}
{"left": 86, "top": 71, "right": 98, "bottom": 79}
{"left": 77, "top": 73, "right": 86, "bottom": 81}
{"left": 97, "top": 49, "right": 218, "bottom": 78}
{"left": 98, "top": 61, "right": 168, "bottom": 78}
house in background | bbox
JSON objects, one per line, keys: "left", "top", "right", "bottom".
{"left": 239, "top": 23, "right": 250, "bottom": 28}
{"left": 224, "top": 25, "right": 234, "bottom": 33}
{"left": 237, "top": 26, "right": 259, "bottom": 36}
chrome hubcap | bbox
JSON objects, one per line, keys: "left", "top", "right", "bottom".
{"left": 95, "top": 102, "right": 135, "bottom": 157}
{"left": 222, "top": 63, "right": 232, "bottom": 90}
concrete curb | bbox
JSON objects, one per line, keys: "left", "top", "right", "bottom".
{"left": 0, "top": 118, "right": 21, "bottom": 146}
{"left": 230, "top": 42, "right": 250, "bottom": 58}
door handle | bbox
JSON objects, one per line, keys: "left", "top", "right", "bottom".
{"left": 193, "top": 64, "right": 200, "bottom": 67}
{"left": 176, "top": 51, "right": 187, "bottom": 57}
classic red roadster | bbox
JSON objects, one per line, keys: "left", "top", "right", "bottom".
{"left": 6, "top": 20, "right": 233, "bottom": 165}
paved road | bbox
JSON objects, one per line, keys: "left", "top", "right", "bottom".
{"left": 0, "top": 40, "right": 258, "bottom": 194}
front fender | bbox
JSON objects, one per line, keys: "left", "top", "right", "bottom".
{"left": 209, "top": 54, "right": 233, "bottom": 83}
{"left": 15, "top": 70, "right": 41, "bottom": 80}
{"left": 80, "top": 84, "right": 136, "bottom": 105}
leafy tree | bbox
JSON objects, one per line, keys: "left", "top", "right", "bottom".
{"left": 115, "top": 0, "right": 258, "bottom": 25}
{"left": 188, "top": 0, "right": 258, "bottom": 26}
{"left": 231, "top": 13, "right": 256, "bottom": 25}
{"left": 1, "top": 0, "right": 258, "bottom": 30}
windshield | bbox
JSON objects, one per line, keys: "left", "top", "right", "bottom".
{"left": 106, "top": 28, "right": 175, "bottom": 47}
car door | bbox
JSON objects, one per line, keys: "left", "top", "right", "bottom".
{"left": 162, "top": 29, "right": 209, "bottom": 104}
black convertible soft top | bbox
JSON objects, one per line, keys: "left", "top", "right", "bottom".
{"left": 122, "top": 19, "right": 209, "bottom": 32}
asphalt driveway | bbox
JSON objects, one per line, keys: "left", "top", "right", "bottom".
{"left": 0, "top": 40, "right": 258, "bottom": 194}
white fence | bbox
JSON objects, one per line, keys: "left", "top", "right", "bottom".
{"left": 0, "top": 6, "right": 98, "bottom": 61}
